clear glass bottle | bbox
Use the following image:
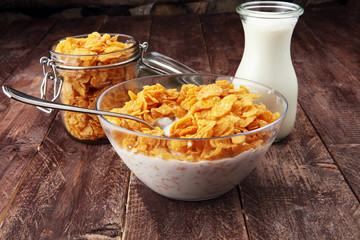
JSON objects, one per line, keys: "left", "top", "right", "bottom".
{"left": 234, "top": 1, "right": 303, "bottom": 140}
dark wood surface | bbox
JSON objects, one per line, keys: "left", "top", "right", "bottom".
{"left": 1, "top": 2, "right": 359, "bottom": 239}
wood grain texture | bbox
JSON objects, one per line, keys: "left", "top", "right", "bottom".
{"left": 123, "top": 176, "right": 247, "bottom": 240}
{"left": 303, "top": 5, "right": 360, "bottom": 80}
{"left": 293, "top": 17, "right": 360, "bottom": 144}
{"left": 240, "top": 107, "right": 360, "bottom": 239}
{"left": 0, "top": 16, "right": 107, "bottom": 228}
{"left": 0, "top": 46, "right": 58, "bottom": 217}
{"left": 122, "top": 14, "right": 248, "bottom": 240}
{"left": 148, "top": 14, "right": 211, "bottom": 73}
{"left": 99, "top": 15, "right": 152, "bottom": 43}
{"left": 0, "top": 18, "right": 57, "bottom": 84}
{"left": 200, "top": 13, "right": 244, "bottom": 76}
{"left": 200, "top": 12, "right": 360, "bottom": 239}
{"left": 1, "top": 15, "right": 153, "bottom": 239}
{"left": 0, "top": 116, "right": 130, "bottom": 239}
{"left": 293, "top": 19, "right": 360, "bottom": 198}
{"left": 330, "top": 143, "right": 360, "bottom": 197}
{"left": 0, "top": 5, "right": 359, "bottom": 240}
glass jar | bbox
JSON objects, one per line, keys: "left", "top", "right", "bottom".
{"left": 46, "top": 33, "right": 142, "bottom": 143}
{"left": 234, "top": 1, "right": 303, "bottom": 140}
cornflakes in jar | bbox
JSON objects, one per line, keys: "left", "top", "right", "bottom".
{"left": 50, "top": 32, "right": 141, "bottom": 142}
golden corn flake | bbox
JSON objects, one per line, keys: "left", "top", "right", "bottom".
{"left": 55, "top": 32, "right": 137, "bottom": 141}
{"left": 108, "top": 81, "right": 280, "bottom": 161}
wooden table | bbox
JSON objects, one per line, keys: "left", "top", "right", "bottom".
{"left": 1, "top": 2, "right": 359, "bottom": 239}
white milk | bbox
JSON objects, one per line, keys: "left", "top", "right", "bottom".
{"left": 235, "top": 16, "right": 300, "bottom": 140}
{"left": 113, "top": 143, "right": 269, "bottom": 201}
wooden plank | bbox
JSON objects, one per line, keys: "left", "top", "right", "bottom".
{"left": 293, "top": 19, "right": 360, "bottom": 144}
{"left": 303, "top": 7, "right": 360, "bottom": 80}
{"left": 201, "top": 12, "right": 360, "bottom": 238}
{"left": 0, "top": 45, "right": 58, "bottom": 218}
{"left": 122, "top": 14, "right": 248, "bottom": 240}
{"left": 1, "top": 9, "right": 358, "bottom": 239}
{"left": 99, "top": 15, "right": 152, "bottom": 43}
{"left": 0, "top": 116, "right": 130, "bottom": 239}
{"left": 0, "top": 16, "right": 106, "bottom": 226}
{"left": 147, "top": 14, "right": 211, "bottom": 74}
{"left": 0, "top": 18, "right": 57, "bottom": 84}
{"left": 330, "top": 143, "right": 360, "bottom": 196}
{"left": 0, "top": 15, "right": 153, "bottom": 239}
{"left": 292, "top": 19, "right": 360, "bottom": 197}
{"left": 200, "top": 12, "right": 244, "bottom": 76}
{"left": 241, "top": 107, "right": 360, "bottom": 239}
{"left": 0, "top": 21, "right": 58, "bottom": 215}
{"left": 124, "top": 177, "right": 246, "bottom": 240}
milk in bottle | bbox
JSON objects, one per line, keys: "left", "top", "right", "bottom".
{"left": 234, "top": 1, "right": 304, "bottom": 140}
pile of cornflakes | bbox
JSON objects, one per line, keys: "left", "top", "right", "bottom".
{"left": 55, "top": 32, "right": 138, "bottom": 141}
{"left": 106, "top": 81, "right": 280, "bottom": 161}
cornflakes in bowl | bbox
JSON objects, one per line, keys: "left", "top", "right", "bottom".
{"left": 96, "top": 74, "right": 287, "bottom": 200}
{"left": 49, "top": 32, "right": 141, "bottom": 142}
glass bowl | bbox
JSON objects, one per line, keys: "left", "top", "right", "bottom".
{"left": 96, "top": 74, "right": 287, "bottom": 201}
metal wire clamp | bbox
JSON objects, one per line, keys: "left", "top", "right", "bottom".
{"left": 38, "top": 57, "right": 63, "bottom": 113}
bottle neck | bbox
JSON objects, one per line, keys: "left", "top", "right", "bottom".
{"left": 236, "top": 1, "right": 304, "bottom": 20}
{"left": 242, "top": 17, "right": 297, "bottom": 58}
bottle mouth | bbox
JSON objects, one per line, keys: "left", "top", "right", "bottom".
{"left": 236, "top": 1, "right": 304, "bottom": 19}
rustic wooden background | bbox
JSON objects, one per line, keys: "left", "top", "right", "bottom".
{"left": 0, "top": 0, "right": 359, "bottom": 239}
{"left": 0, "top": 0, "right": 346, "bottom": 22}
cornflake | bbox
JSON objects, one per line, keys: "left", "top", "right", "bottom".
{"left": 107, "top": 81, "right": 280, "bottom": 161}
{"left": 55, "top": 32, "right": 137, "bottom": 141}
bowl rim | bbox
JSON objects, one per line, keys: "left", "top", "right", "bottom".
{"left": 96, "top": 73, "right": 288, "bottom": 141}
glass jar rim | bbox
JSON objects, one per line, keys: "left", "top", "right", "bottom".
{"left": 236, "top": 1, "right": 304, "bottom": 19}
{"left": 48, "top": 33, "right": 140, "bottom": 58}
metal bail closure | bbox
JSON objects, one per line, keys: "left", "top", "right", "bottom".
{"left": 139, "top": 42, "right": 170, "bottom": 74}
{"left": 139, "top": 42, "right": 197, "bottom": 75}
{"left": 38, "top": 57, "right": 63, "bottom": 113}
{"left": 139, "top": 42, "right": 171, "bottom": 75}
{"left": 140, "top": 42, "right": 149, "bottom": 52}
{"left": 139, "top": 42, "right": 150, "bottom": 66}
